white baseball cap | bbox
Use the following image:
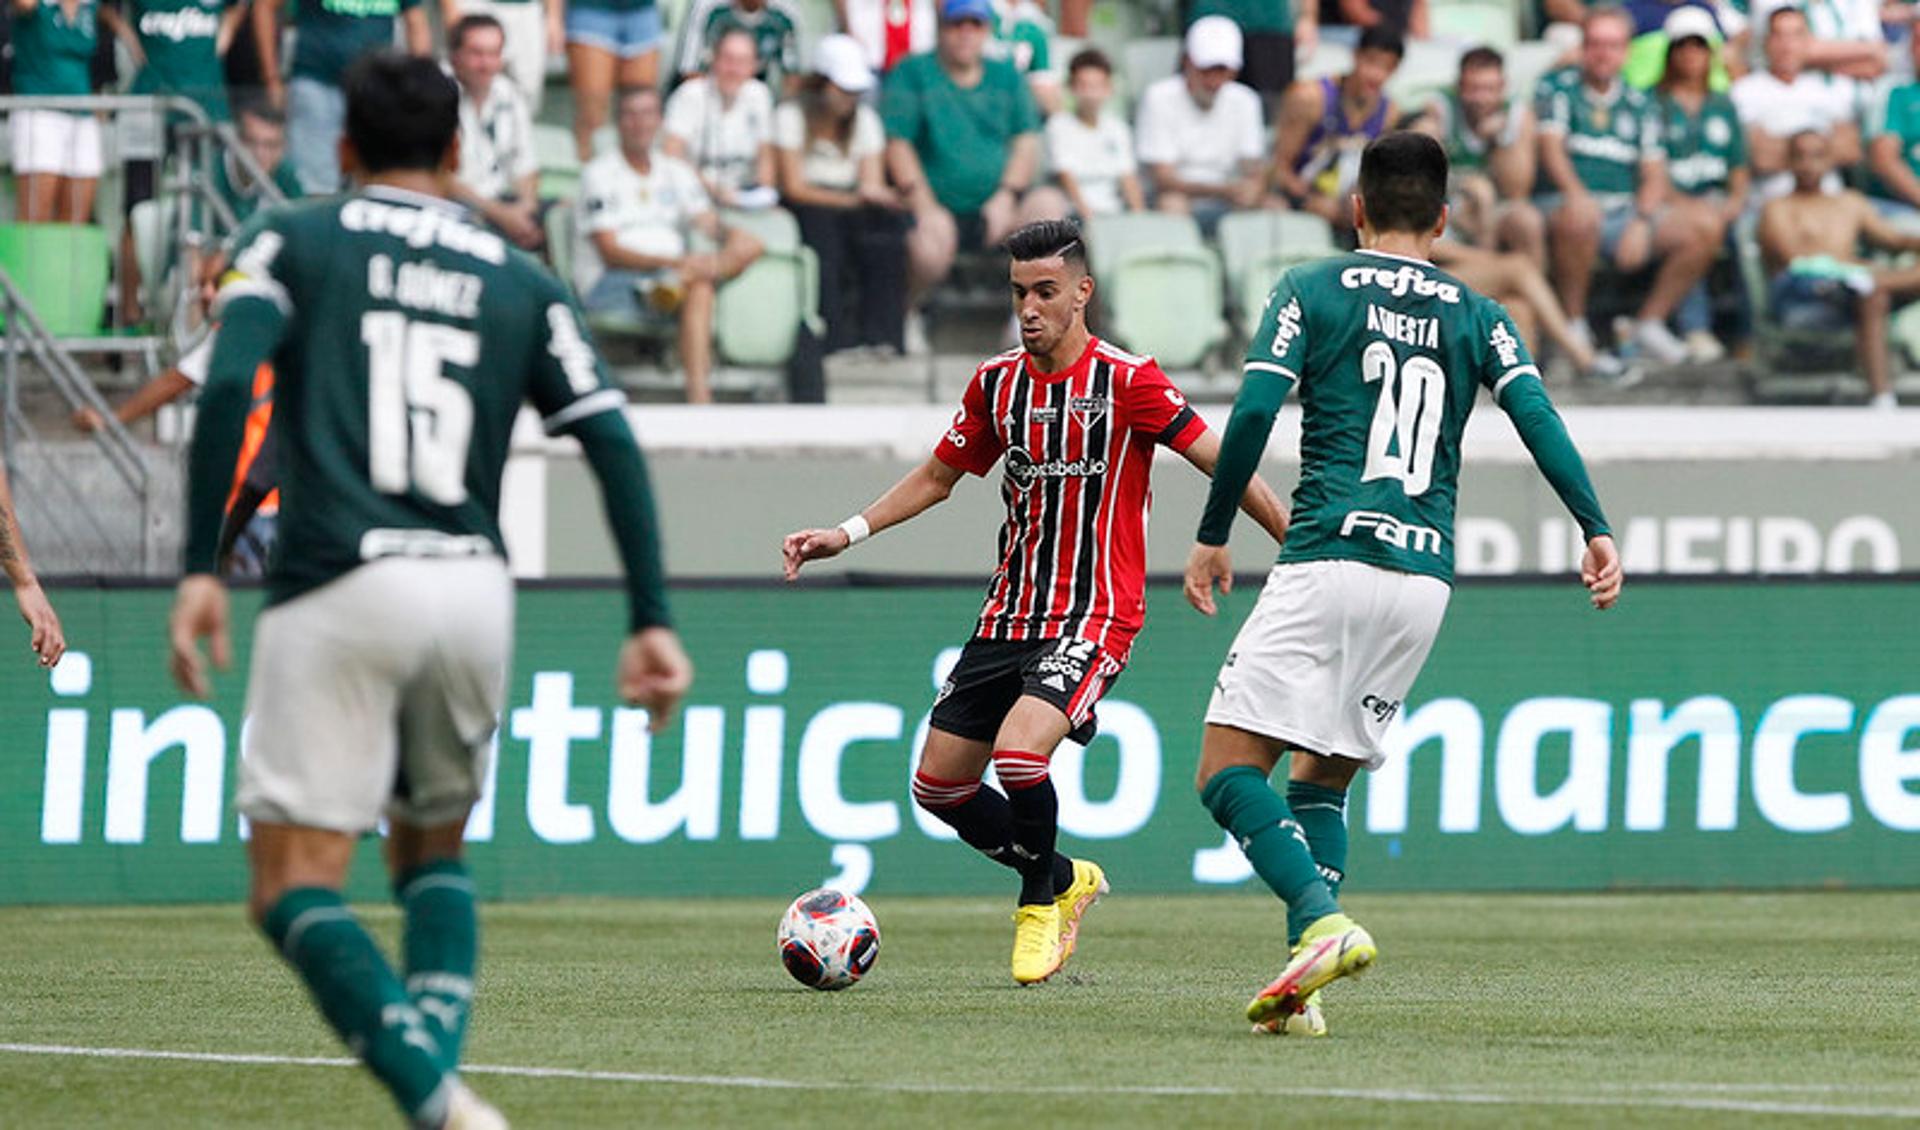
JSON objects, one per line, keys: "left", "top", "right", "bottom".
{"left": 1186, "top": 15, "right": 1244, "bottom": 71}
{"left": 1662, "top": 6, "right": 1718, "bottom": 42}
{"left": 813, "top": 33, "right": 875, "bottom": 94}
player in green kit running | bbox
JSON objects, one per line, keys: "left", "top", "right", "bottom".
{"left": 1185, "top": 131, "right": 1623, "bottom": 1037}
{"left": 167, "top": 52, "right": 693, "bottom": 1128}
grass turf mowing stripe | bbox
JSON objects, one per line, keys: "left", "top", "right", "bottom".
{"left": 4, "top": 1042, "right": 1918, "bottom": 1120}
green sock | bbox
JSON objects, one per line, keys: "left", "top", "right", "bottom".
{"left": 1201, "top": 766, "right": 1340, "bottom": 936}
{"left": 395, "top": 861, "right": 478, "bottom": 1071}
{"left": 261, "top": 888, "right": 451, "bottom": 1128}
{"left": 1285, "top": 780, "right": 1350, "bottom": 946}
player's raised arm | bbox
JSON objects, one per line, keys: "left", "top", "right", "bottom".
{"left": 170, "top": 227, "right": 292, "bottom": 697}
{"left": 1482, "top": 304, "right": 1622, "bottom": 610}
{"left": 531, "top": 288, "right": 694, "bottom": 728}
{"left": 782, "top": 455, "right": 967, "bottom": 580}
{"left": 1188, "top": 277, "right": 1304, "bottom": 615}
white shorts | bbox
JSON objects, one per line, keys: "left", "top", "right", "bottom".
{"left": 1205, "top": 560, "right": 1451, "bottom": 770}
{"left": 10, "top": 109, "right": 104, "bottom": 178}
{"left": 236, "top": 556, "right": 514, "bottom": 834}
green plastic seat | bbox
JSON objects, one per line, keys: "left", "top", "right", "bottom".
{"left": 1216, "top": 210, "right": 1337, "bottom": 329}
{"left": 1084, "top": 211, "right": 1203, "bottom": 279}
{"left": 1431, "top": 0, "right": 1520, "bottom": 48}
{"left": 0, "top": 223, "right": 111, "bottom": 337}
{"left": 715, "top": 244, "right": 820, "bottom": 367}
{"left": 1106, "top": 246, "right": 1226, "bottom": 369}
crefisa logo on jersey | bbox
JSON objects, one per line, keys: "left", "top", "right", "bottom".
{"left": 1004, "top": 447, "right": 1108, "bottom": 491}
{"left": 1340, "top": 264, "right": 1462, "bottom": 304}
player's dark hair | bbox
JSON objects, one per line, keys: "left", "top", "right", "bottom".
{"left": 344, "top": 51, "right": 459, "bottom": 174}
{"left": 1358, "top": 130, "right": 1448, "bottom": 234}
{"left": 1068, "top": 47, "right": 1113, "bottom": 78}
{"left": 1459, "top": 45, "right": 1503, "bottom": 74}
{"left": 449, "top": 12, "right": 504, "bottom": 51}
{"left": 1357, "top": 26, "right": 1405, "bottom": 59}
{"left": 1004, "top": 218, "right": 1088, "bottom": 272}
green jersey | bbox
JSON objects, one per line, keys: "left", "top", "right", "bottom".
{"left": 1659, "top": 90, "right": 1744, "bottom": 196}
{"left": 202, "top": 188, "right": 639, "bottom": 609}
{"left": 125, "top": 0, "right": 232, "bottom": 119}
{"left": 881, "top": 52, "right": 1039, "bottom": 215}
{"left": 287, "top": 0, "right": 422, "bottom": 85}
{"left": 1869, "top": 81, "right": 1920, "bottom": 199}
{"left": 211, "top": 150, "right": 304, "bottom": 224}
{"left": 1532, "top": 66, "right": 1663, "bottom": 199}
{"left": 991, "top": 1, "right": 1053, "bottom": 76}
{"left": 1199, "top": 251, "right": 1610, "bottom": 582}
{"left": 1428, "top": 89, "right": 1522, "bottom": 176}
{"left": 1189, "top": 0, "right": 1292, "bottom": 35}
{"left": 678, "top": 0, "right": 801, "bottom": 88}
{"left": 12, "top": 0, "right": 99, "bottom": 97}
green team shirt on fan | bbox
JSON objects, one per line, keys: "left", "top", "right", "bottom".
{"left": 124, "top": 0, "right": 233, "bottom": 119}
{"left": 11, "top": 0, "right": 99, "bottom": 96}
{"left": 1532, "top": 66, "right": 1663, "bottom": 199}
{"left": 568, "top": 0, "right": 652, "bottom": 11}
{"left": 212, "top": 150, "right": 304, "bottom": 223}
{"left": 1189, "top": 0, "right": 1293, "bottom": 35}
{"left": 1200, "top": 251, "right": 1610, "bottom": 582}
{"left": 1427, "top": 89, "right": 1523, "bottom": 176}
{"left": 287, "top": 0, "right": 422, "bottom": 85}
{"left": 678, "top": 0, "right": 802, "bottom": 87}
{"left": 1869, "top": 81, "right": 1920, "bottom": 198}
{"left": 991, "top": 1, "right": 1052, "bottom": 76}
{"left": 1659, "top": 90, "right": 1744, "bottom": 196}
{"left": 214, "top": 188, "right": 632, "bottom": 607}
{"left": 882, "top": 52, "right": 1039, "bottom": 215}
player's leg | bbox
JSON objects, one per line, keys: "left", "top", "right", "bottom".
{"left": 1496, "top": 199, "right": 1548, "bottom": 270}
{"left": 1194, "top": 725, "right": 1340, "bottom": 940}
{"left": 387, "top": 819, "right": 477, "bottom": 1073}
{"left": 911, "top": 726, "right": 1012, "bottom": 866}
{"left": 678, "top": 275, "right": 716, "bottom": 404}
{"left": 992, "top": 694, "right": 1079, "bottom": 983}
{"left": 1546, "top": 194, "right": 1602, "bottom": 332}
{"left": 1856, "top": 285, "right": 1894, "bottom": 403}
{"left": 1285, "top": 751, "right": 1363, "bottom": 931}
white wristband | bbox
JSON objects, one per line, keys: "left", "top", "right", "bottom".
{"left": 837, "top": 515, "right": 871, "bottom": 546}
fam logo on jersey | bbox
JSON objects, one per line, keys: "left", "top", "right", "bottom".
{"left": 1069, "top": 395, "right": 1109, "bottom": 429}
{"left": 1489, "top": 320, "right": 1522, "bottom": 368}
{"left": 1340, "top": 509, "right": 1443, "bottom": 556}
{"left": 1340, "top": 265, "right": 1461, "bottom": 304}
{"left": 1004, "top": 447, "right": 1109, "bottom": 492}
{"left": 1270, "top": 296, "right": 1305, "bottom": 358}
{"left": 1360, "top": 694, "right": 1402, "bottom": 725}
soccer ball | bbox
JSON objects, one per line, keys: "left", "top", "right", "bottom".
{"left": 777, "top": 889, "right": 880, "bottom": 991}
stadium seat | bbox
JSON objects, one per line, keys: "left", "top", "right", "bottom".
{"left": 534, "top": 122, "right": 581, "bottom": 201}
{"left": 1084, "top": 211, "right": 1205, "bottom": 279}
{"left": 1298, "top": 40, "right": 1354, "bottom": 82}
{"left": 1504, "top": 39, "right": 1564, "bottom": 102}
{"left": 1122, "top": 37, "right": 1183, "bottom": 92}
{"left": 0, "top": 224, "right": 112, "bottom": 337}
{"left": 545, "top": 199, "right": 577, "bottom": 295}
{"left": 1386, "top": 40, "right": 1464, "bottom": 110}
{"left": 1105, "top": 245, "right": 1227, "bottom": 370}
{"left": 1430, "top": 0, "right": 1520, "bottom": 48}
{"left": 712, "top": 206, "right": 821, "bottom": 367}
{"left": 1733, "top": 213, "right": 1866, "bottom": 403}
{"left": 1215, "top": 210, "right": 1337, "bottom": 331}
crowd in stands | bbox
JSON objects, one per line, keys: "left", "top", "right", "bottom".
{"left": 3, "top": 0, "right": 1919, "bottom": 406}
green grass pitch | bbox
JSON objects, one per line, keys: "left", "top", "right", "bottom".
{"left": 3, "top": 891, "right": 1917, "bottom": 1128}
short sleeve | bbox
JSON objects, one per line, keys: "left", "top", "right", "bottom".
{"left": 175, "top": 330, "right": 215, "bottom": 387}
{"left": 1134, "top": 83, "right": 1175, "bottom": 165}
{"left": 1724, "top": 103, "right": 1748, "bottom": 166}
{"left": 1244, "top": 268, "right": 1307, "bottom": 381}
{"left": 673, "top": 159, "right": 714, "bottom": 218}
{"left": 932, "top": 366, "right": 1006, "bottom": 475}
{"left": 1008, "top": 65, "right": 1041, "bottom": 134}
{"left": 1479, "top": 300, "right": 1542, "bottom": 400}
{"left": 1123, "top": 360, "right": 1204, "bottom": 450}
{"left": 528, "top": 275, "right": 629, "bottom": 434}
{"left": 510, "top": 97, "right": 539, "bottom": 182}
{"left": 1730, "top": 76, "right": 1765, "bottom": 124}
{"left": 579, "top": 159, "right": 625, "bottom": 234}
{"left": 1638, "top": 100, "right": 1665, "bottom": 161}
{"left": 1233, "top": 85, "right": 1265, "bottom": 161}
{"left": 1534, "top": 74, "right": 1569, "bottom": 134}
{"left": 217, "top": 208, "right": 295, "bottom": 318}
{"left": 880, "top": 60, "right": 924, "bottom": 142}
{"left": 1109, "top": 117, "right": 1138, "bottom": 172}
{"left": 663, "top": 81, "right": 704, "bottom": 146}
{"left": 773, "top": 102, "right": 804, "bottom": 150}
{"left": 852, "top": 105, "right": 886, "bottom": 159}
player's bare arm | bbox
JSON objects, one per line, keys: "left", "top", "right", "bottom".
{"left": 1581, "top": 534, "right": 1622, "bottom": 610}
{"left": 782, "top": 456, "right": 965, "bottom": 580}
{"left": 0, "top": 460, "right": 65, "bottom": 667}
{"left": 168, "top": 574, "right": 231, "bottom": 698}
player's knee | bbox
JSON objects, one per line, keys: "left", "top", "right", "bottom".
{"left": 990, "top": 748, "right": 1051, "bottom": 791}
{"left": 911, "top": 767, "right": 978, "bottom": 812}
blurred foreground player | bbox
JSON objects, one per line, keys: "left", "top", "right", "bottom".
{"left": 1187, "top": 132, "right": 1623, "bottom": 1036}
{"left": 783, "top": 219, "right": 1289, "bottom": 984}
{"left": 167, "top": 51, "right": 693, "bottom": 1128}
{"left": 0, "top": 456, "right": 65, "bottom": 668}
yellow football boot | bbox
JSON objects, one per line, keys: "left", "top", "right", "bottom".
{"left": 1251, "top": 989, "right": 1326, "bottom": 1037}
{"left": 1011, "top": 902, "right": 1064, "bottom": 985}
{"left": 1245, "top": 913, "right": 1375, "bottom": 1029}
{"left": 1053, "top": 858, "right": 1109, "bottom": 967}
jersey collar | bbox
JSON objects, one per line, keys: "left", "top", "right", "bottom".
{"left": 361, "top": 184, "right": 469, "bottom": 217}
{"left": 1025, "top": 335, "right": 1099, "bottom": 382}
{"left": 1356, "top": 248, "right": 1436, "bottom": 268}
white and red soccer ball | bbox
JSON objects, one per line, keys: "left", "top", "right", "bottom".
{"left": 777, "top": 889, "right": 880, "bottom": 991}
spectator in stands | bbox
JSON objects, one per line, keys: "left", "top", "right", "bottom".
{"left": 1868, "top": 30, "right": 1920, "bottom": 218}
{"left": 1415, "top": 46, "right": 1544, "bottom": 265}
{"left": 675, "top": 0, "right": 804, "bottom": 93}
{"left": 663, "top": 27, "right": 777, "bottom": 209}
{"left": 438, "top": 0, "right": 560, "bottom": 113}
{"left": 992, "top": 0, "right": 1062, "bottom": 115}
{"left": 1273, "top": 27, "right": 1403, "bottom": 234}
{"left": 577, "top": 85, "right": 763, "bottom": 404}
{"left": 448, "top": 14, "right": 544, "bottom": 250}
{"left": 254, "top": 0, "right": 429, "bottom": 194}
{"left": 1747, "top": 0, "right": 1890, "bottom": 105}
{"left": 1731, "top": 7, "right": 1858, "bottom": 201}
{"left": 882, "top": 0, "right": 1066, "bottom": 351}
{"left": 565, "top": 0, "right": 664, "bottom": 161}
{"left": 1617, "top": 0, "right": 1735, "bottom": 90}
{"left": 1535, "top": 5, "right": 1713, "bottom": 366}
{"left": 1655, "top": 6, "right": 1746, "bottom": 363}
{"left": 1135, "top": 15, "right": 1266, "bottom": 236}
{"left": 10, "top": 0, "right": 105, "bottom": 222}
{"left": 1759, "top": 130, "right": 1919, "bottom": 409}
{"left": 775, "top": 33, "right": 909, "bottom": 355}
{"left": 211, "top": 100, "right": 303, "bottom": 225}
{"left": 1317, "top": 0, "right": 1425, "bottom": 42}
{"left": 1189, "top": 0, "right": 1316, "bottom": 122}
{"left": 837, "top": 0, "right": 936, "bottom": 75}
{"left": 1046, "top": 48, "right": 1144, "bottom": 217}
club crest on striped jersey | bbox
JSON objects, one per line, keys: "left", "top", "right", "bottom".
{"left": 1069, "top": 395, "right": 1109, "bottom": 428}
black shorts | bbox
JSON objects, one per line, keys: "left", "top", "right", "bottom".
{"left": 123, "top": 157, "right": 158, "bottom": 217}
{"left": 929, "top": 636, "right": 1125, "bottom": 746}
{"left": 1240, "top": 31, "right": 1295, "bottom": 98}
{"left": 953, "top": 209, "right": 989, "bottom": 252}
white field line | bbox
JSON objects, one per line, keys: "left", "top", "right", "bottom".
{"left": 2, "top": 1042, "right": 1917, "bottom": 1120}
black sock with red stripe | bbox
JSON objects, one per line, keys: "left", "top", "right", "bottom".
{"left": 992, "top": 750, "right": 1061, "bottom": 906}
{"left": 912, "top": 768, "right": 1074, "bottom": 895}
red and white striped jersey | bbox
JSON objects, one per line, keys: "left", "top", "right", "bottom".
{"left": 933, "top": 336, "right": 1206, "bottom": 662}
